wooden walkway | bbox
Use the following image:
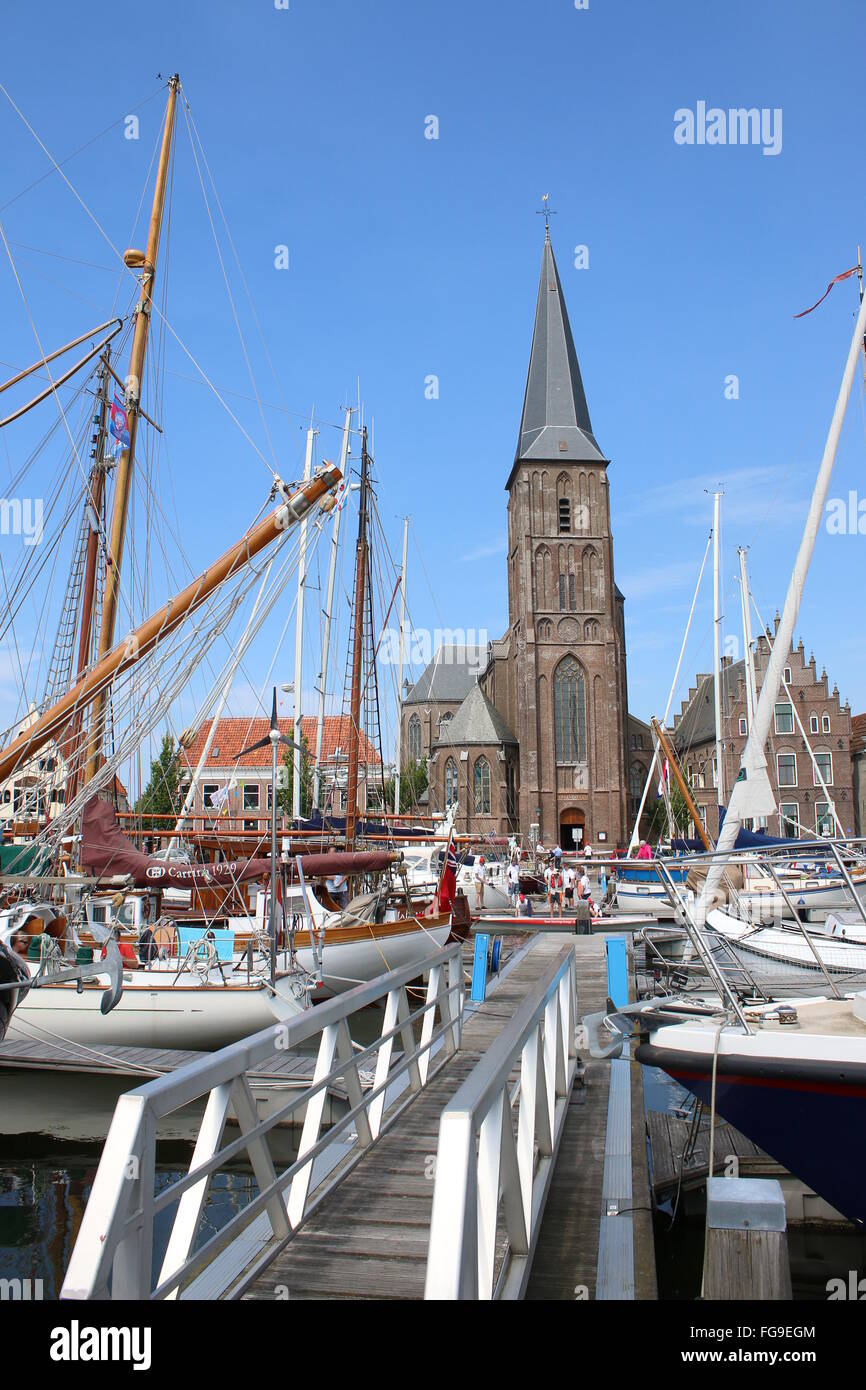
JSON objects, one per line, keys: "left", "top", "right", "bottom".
{"left": 243, "top": 932, "right": 657, "bottom": 1301}
{"left": 243, "top": 932, "right": 572, "bottom": 1299}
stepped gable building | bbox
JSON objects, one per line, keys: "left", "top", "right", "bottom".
{"left": 403, "top": 228, "right": 644, "bottom": 849}
{"left": 852, "top": 712, "right": 866, "bottom": 837}
{"left": 671, "top": 617, "right": 855, "bottom": 840}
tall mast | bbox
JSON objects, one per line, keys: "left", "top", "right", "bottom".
{"left": 737, "top": 546, "right": 758, "bottom": 733}
{"left": 292, "top": 422, "right": 315, "bottom": 820}
{"left": 85, "top": 74, "right": 180, "bottom": 785}
{"left": 712, "top": 490, "right": 726, "bottom": 818}
{"left": 312, "top": 406, "right": 351, "bottom": 812}
{"left": 344, "top": 427, "right": 369, "bottom": 848}
{"left": 393, "top": 516, "right": 409, "bottom": 816}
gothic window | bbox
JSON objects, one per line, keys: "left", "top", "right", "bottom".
{"left": 585, "top": 619, "right": 599, "bottom": 641}
{"left": 553, "top": 656, "right": 588, "bottom": 765}
{"left": 408, "top": 714, "right": 422, "bottom": 762}
{"left": 629, "top": 763, "right": 644, "bottom": 800}
{"left": 558, "top": 498, "right": 571, "bottom": 533}
{"left": 473, "top": 757, "right": 491, "bottom": 815}
{"left": 444, "top": 757, "right": 458, "bottom": 807}
{"left": 537, "top": 619, "right": 552, "bottom": 640}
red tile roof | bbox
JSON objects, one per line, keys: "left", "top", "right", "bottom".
{"left": 180, "top": 716, "right": 381, "bottom": 771}
{"left": 852, "top": 712, "right": 866, "bottom": 754}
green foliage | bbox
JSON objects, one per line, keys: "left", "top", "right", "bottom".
{"left": 136, "top": 733, "right": 182, "bottom": 828}
{"left": 381, "top": 758, "right": 428, "bottom": 815}
{"left": 647, "top": 784, "right": 692, "bottom": 841}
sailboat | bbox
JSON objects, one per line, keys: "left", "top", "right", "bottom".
{"left": 624, "top": 267, "right": 866, "bottom": 1225}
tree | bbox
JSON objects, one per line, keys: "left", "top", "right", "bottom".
{"left": 647, "top": 784, "right": 692, "bottom": 842}
{"left": 381, "top": 758, "right": 428, "bottom": 815}
{"left": 277, "top": 732, "right": 313, "bottom": 820}
{"left": 136, "top": 732, "right": 182, "bottom": 829}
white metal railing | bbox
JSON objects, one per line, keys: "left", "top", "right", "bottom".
{"left": 424, "top": 946, "right": 577, "bottom": 1299}
{"left": 61, "top": 943, "right": 464, "bottom": 1300}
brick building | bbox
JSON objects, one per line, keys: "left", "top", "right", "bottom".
{"left": 671, "top": 618, "right": 856, "bottom": 840}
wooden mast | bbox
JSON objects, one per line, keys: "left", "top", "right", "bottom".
{"left": 344, "top": 427, "right": 369, "bottom": 848}
{"left": 84, "top": 74, "right": 180, "bottom": 784}
{"left": 650, "top": 717, "right": 712, "bottom": 850}
{"left": 0, "top": 467, "right": 342, "bottom": 788}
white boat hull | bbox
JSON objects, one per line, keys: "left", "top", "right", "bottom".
{"left": 6, "top": 967, "right": 305, "bottom": 1051}
{"left": 294, "top": 920, "right": 452, "bottom": 995}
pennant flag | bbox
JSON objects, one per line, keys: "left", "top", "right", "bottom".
{"left": 794, "top": 266, "right": 859, "bottom": 319}
{"left": 656, "top": 758, "right": 669, "bottom": 799}
{"left": 334, "top": 480, "right": 349, "bottom": 513}
{"left": 109, "top": 391, "right": 130, "bottom": 457}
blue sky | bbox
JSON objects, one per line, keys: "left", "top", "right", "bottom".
{"left": 1, "top": 0, "right": 865, "bottom": 786}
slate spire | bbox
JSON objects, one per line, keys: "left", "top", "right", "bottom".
{"left": 513, "top": 229, "right": 605, "bottom": 468}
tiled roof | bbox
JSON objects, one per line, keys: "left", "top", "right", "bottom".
{"left": 180, "top": 716, "right": 381, "bottom": 771}
{"left": 852, "top": 712, "right": 866, "bottom": 753}
{"left": 437, "top": 682, "right": 518, "bottom": 747}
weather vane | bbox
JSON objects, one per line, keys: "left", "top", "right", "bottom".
{"left": 536, "top": 193, "right": 557, "bottom": 231}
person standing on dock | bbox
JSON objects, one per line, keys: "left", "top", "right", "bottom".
{"left": 507, "top": 858, "right": 521, "bottom": 915}
{"left": 549, "top": 866, "right": 563, "bottom": 917}
{"left": 473, "top": 855, "right": 487, "bottom": 911}
{"left": 563, "top": 863, "right": 575, "bottom": 912}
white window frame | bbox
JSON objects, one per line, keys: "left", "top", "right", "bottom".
{"left": 243, "top": 782, "right": 260, "bottom": 811}
{"left": 809, "top": 714, "right": 818, "bottom": 734}
{"left": 774, "top": 702, "right": 794, "bottom": 735}
{"left": 738, "top": 717, "right": 747, "bottom": 736}
{"left": 812, "top": 751, "right": 833, "bottom": 787}
{"left": 776, "top": 751, "right": 797, "bottom": 787}
{"left": 822, "top": 714, "right": 831, "bottom": 734}
{"left": 783, "top": 666, "right": 792, "bottom": 685}
{"left": 815, "top": 801, "right": 834, "bottom": 836}
{"left": 779, "top": 801, "right": 800, "bottom": 836}
{"left": 203, "top": 783, "right": 219, "bottom": 808}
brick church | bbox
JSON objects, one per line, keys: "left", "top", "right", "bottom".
{"left": 402, "top": 228, "right": 650, "bottom": 850}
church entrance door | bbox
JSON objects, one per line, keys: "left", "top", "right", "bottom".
{"left": 559, "top": 808, "right": 585, "bottom": 851}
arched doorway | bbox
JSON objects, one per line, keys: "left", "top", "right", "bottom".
{"left": 559, "top": 807, "right": 585, "bottom": 851}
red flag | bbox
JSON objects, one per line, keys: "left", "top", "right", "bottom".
{"left": 794, "top": 266, "right": 859, "bottom": 319}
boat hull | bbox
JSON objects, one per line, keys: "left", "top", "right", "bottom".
{"left": 294, "top": 918, "right": 452, "bottom": 995}
{"left": 6, "top": 972, "right": 304, "bottom": 1051}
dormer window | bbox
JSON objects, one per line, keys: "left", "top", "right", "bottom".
{"left": 211, "top": 747, "right": 220, "bottom": 758}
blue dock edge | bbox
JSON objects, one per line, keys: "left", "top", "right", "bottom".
{"left": 604, "top": 934, "right": 629, "bottom": 1010}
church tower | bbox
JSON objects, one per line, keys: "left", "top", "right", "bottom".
{"left": 503, "top": 227, "right": 629, "bottom": 850}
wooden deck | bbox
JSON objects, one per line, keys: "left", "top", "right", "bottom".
{"left": 648, "top": 1110, "right": 785, "bottom": 1200}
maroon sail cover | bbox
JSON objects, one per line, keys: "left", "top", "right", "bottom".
{"left": 79, "top": 798, "right": 395, "bottom": 888}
